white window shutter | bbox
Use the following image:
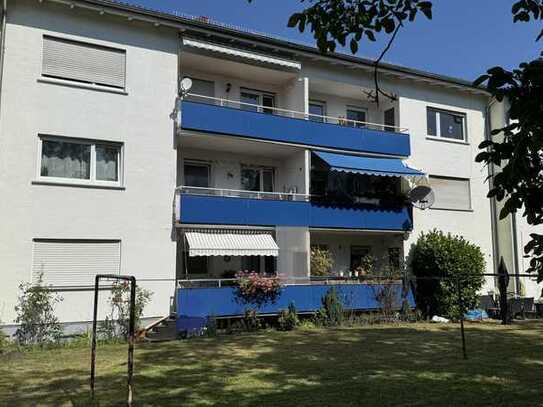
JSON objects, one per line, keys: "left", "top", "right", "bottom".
{"left": 430, "top": 177, "right": 471, "bottom": 210}
{"left": 32, "top": 240, "right": 121, "bottom": 287}
{"left": 42, "top": 36, "right": 126, "bottom": 89}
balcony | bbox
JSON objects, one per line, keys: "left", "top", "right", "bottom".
{"left": 179, "top": 95, "right": 411, "bottom": 157}
{"left": 175, "top": 187, "right": 413, "bottom": 231}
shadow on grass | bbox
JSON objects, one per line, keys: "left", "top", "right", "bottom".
{"left": 1, "top": 322, "right": 543, "bottom": 406}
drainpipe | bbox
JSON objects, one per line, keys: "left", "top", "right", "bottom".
{"left": 0, "top": 0, "right": 7, "bottom": 123}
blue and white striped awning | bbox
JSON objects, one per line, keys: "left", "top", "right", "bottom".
{"left": 185, "top": 229, "right": 279, "bottom": 257}
{"left": 313, "top": 151, "right": 425, "bottom": 178}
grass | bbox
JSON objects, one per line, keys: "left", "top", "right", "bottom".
{"left": 1, "top": 321, "right": 543, "bottom": 406}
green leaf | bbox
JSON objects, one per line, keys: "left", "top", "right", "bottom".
{"left": 350, "top": 38, "right": 359, "bottom": 54}
{"left": 287, "top": 13, "right": 301, "bottom": 28}
{"left": 365, "top": 30, "right": 376, "bottom": 41}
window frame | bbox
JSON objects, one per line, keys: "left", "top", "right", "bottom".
{"left": 309, "top": 99, "right": 327, "bottom": 123}
{"left": 350, "top": 245, "right": 372, "bottom": 271}
{"left": 41, "top": 35, "right": 127, "bottom": 91}
{"left": 429, "top": 175, "right": 472, "bottom": 211}
{"left": 345, "top": 106, "right": 368, "bottom": 128}
{"left": 240, "top": 165, "right": 275, "bottom": 193}
{"left": 426, "top": 107, "right": 468, "bottom": 143}
{"left": 240, "top": 88, "right": 276, "bottom": 114}
{"left": 183, "top": 160, "right": 211, "bottom": 188}
{"left": 37, "top": 135, "right": 123, "bottom": 188}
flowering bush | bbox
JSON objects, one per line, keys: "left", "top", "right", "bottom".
{"left": 235, "top": 271, "right": 282, "bottom": 308}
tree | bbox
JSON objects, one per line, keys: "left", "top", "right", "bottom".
{"left": 247, "top": 0, "right": 543, "bottom": 282}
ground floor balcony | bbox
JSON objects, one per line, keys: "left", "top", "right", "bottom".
{"left": 176, "top": 280, "right": 415, "bottom": 332}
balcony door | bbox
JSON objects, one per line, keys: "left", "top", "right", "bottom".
{"left": 184, "top": 161, "right": 210, "bottom": 190}
{"left": 241, "top": 166, "right": 274, "bottom": 193}
{"left": 240, "top": 88, "right": 275, "bottom": 114}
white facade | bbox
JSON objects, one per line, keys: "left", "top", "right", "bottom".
{"left": 0, "top": 0, "right": 539, "bottom": 329}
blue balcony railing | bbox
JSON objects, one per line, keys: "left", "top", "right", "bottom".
{"left": 180, "top": 97, "right": 411, "bottom": 157}
{"left": 176, "top": 282, "right": 415, "bottom": 332}
{"left": 176, "top": 188, "right": 413, "bottom": 231}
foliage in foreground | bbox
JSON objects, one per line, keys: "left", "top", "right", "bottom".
{"left": 14, "top": 273, "right": 63, "bottom": 346}
{"left": 99, "top": 281, "right": 153, "bottom": 340}
{"left": 314, "top": 287, "right": 344, "bottom": 326}
{"left": 277, "top": 302, "right": 300, "bottom": 331}
{"left": 410, "top": 230, "right": 485, "bottom": 319}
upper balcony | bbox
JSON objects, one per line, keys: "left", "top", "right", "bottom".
{"left": 175, "top": 186, "right": 413, "bottom": 231}
{"left": 179, "top": 95, "right": 411, "bottom": 157}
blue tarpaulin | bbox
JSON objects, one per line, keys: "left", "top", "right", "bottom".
{"left": 313, "top": 151, "right": 425, "bottom": 177}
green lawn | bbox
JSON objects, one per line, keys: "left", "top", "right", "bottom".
{"left": 1, "top": 322, "right": 542, "bottom": 406}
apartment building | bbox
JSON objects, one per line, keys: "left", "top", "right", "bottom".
{"left": 0, "top": 0, "right": 538, "bottom": 330}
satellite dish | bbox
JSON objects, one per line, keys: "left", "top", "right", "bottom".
{"left": 180, "top": 77, "right": 193, "bottom": 93}
{"left": 409, "top": 185, "right": 435, "bottom": 210}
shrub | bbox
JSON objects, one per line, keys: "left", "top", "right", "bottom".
{"left": 314, "top": 287, "right": 344, "bottom": 326}
{"left": 14, "top": 273, "right": 63, "bottom": 346}
{"left": 277, "top": 302, "right": 300, "bottom": 331}
{"left": 410, "top": 229, "right": 486, "bottom": 319}
{"left": 310, "top": 247, "right": 334, "bottom": 276}
{"left": 235, "top": 271, "right": 282, "bottom": 308}
{"left": 370, "top": 262, "right": 403, "bottom": 320}
{"left": 243, "top": 309, "right": 263, "bottom": 332}
{"left": 204, "top": 315, "right": 218, "bottom": 337}
{"left": 101, "top": 280, "right": 153, "bottom": 340}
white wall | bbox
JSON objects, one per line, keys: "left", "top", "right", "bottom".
{"left": 0, "top": 0, "right": 178, "bottom": 324}
{"left": 398, "top": 85, "right": 495, "bottom": 293}
{"left": 276, "top": 227, "right": 310, "bottom": 281}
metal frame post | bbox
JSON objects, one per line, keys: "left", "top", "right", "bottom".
{"left": 90, "top": 274, "right": 137, "bottom": 406}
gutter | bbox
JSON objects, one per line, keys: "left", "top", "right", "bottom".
{"left": 0, "top": 0, "right": 7, "bottom": 122}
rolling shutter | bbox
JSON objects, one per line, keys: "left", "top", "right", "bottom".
{"left": 430, "top": 176, "right": 471, "bottom": 210}
{"left": 42, "top": 36, "right": 126, "bottom": 89}
{"left": 32, "top": 240, "right": 121, "bottom": 287}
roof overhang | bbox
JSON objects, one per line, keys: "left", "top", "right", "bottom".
{"left": 47, "top": 0, "right": 490, "bottom": 96}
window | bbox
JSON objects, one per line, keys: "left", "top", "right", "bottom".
{"left": 241, "top": 256, "right": 276, "bottom": 274}
{"left": 309, "top": 100, "right": 326, "bottom": 122}
{"left": 241, "top": 166, "right": 274, "bottom": 192}
{"left": 187, "top": 256, "right": 208, "bottom": 275}
{"left": 388, "top": 248, "right": 401, "bottom": 270}
{"left": 39, "top": 136, "right": 122, "bottom": 186}
{"left": 186, "top": 78, "right": 215, "bottom": 103}
{"left": 384, "top": 108, "right": 395, "bottom": 132}
{"left": 240, "top": 89, "right": 275, "bottom": 114}
{"left": 32, "top": 239, "right": 121, "bottom": 287}
{"left": 346, "top": 108, "right": 367, "bottom": 127}
{"left": 42, "top": 36, "right": 126, "bottom": 89}
{"left": 430, "top": 176, "right": 471, "bottom": 210}
{"left": 350, "top": 246, "right": 371, "bottom": 271}
{"left": 184, "top": 161, "right": 210, "bottom": 188}
{"left": 427, "top": 108, "right": 466, "bottom": 141}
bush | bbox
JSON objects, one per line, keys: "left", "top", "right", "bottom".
{"left": 314, "top": 287, "right": 344, "bottom": 326}
{"left": 235, "top": 271, "right": 282, "bottom": 308}
{"left": 14, "top": 273, "right": 63, "bottom": 346}
{"left": 277, "top": 302, "right": 300, "bottom": 331}
{"left": 410, "top": 229, "right": 486, "bottom": 319}
{"left": 243, "top": 309, "right": 263, "bottom": 332}
{"left": 310, "top": 247, "right": 334, "bottom": 276}
{"left": 101, "top": 280, "right": 153, "bottom": 340}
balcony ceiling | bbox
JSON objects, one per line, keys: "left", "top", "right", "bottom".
{"left": 309, "top": 77, "right": 388, "bottom": 102}
{"left": 182, "top": 52, "right": 298, "bottom": 86}
{"left": 180, "top": 131, "right": 305, "bottom": 158}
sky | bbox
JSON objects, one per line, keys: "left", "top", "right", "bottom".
{"left": 126, "top": 0, "right": 542, "bottom": 82}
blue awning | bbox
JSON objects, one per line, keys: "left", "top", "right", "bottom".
{"left": 313, "top": 151, "right": 425, "bottom": 178}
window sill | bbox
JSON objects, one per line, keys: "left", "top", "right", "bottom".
{"left": 428, "top": 207, "right": 474, "bottom": 213}
{"left": 37, "top": 77, "right": 128, "bottom": 95}
{"left": 32, "top": 180, "right": 125, "bottom": 190}
{"left": 426, "top": 136, "right": 469, "bottom": 145}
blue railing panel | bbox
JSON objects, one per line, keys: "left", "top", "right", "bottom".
{"left": 179, "top": 194, "right": 413, "bottom": 231}
{"left": 181, "top": 101, "right": 411, "bottom": 157}
{"left": 176, "top": 283, "right": 415, "bottom": 332}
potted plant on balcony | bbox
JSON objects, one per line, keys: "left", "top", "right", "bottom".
{"left": 234, "top": 271, "right": 282, "bottom": 308}
{"left": 310, "top": 247, "right": 334, "bottom": 278}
